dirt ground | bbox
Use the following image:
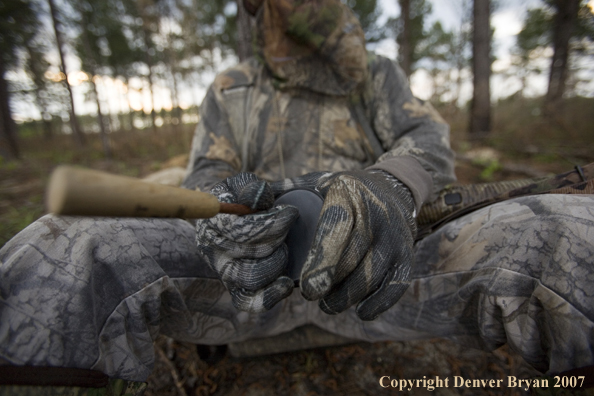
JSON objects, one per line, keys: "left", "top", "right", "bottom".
{"left": 146, "top": 335, "right": 547, "bottom": 396}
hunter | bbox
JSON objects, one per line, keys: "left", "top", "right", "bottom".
{"left": 1, "top": 0, "right": 593, "bottom": 393}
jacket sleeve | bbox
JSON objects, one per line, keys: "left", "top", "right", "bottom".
{"left": 181, "top": 77, "right": 245, "bottom": 192}
{"left": 364, "top": 55, "right": 457, "bottom": 211}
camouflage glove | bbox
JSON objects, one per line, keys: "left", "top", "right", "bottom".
{"left": 272, "top": 169, "right": 417, "bottom": 321}
{"left": 196, "top": 173, "right": 299, "bottom": 313}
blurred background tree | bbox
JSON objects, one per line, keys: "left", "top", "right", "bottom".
{"left": 347, "top": 0, "right": 386, "bottom": 44}
{"left": 48, "top": 0, "right": 86, "bottom": 147}
{"left": 0, "top": 0, "right": 41, "bottom": 159}
{"left": 390, "top": 0, "right": 433, "bottom": 77}
{"left": 469, "top": 0, "right": 492, "bottom": 136}
{"left": 513, "top": 0, "right": 594, "bottom": 111}
{"left": 0, "top": 0, "right": 592, "bottom": 163}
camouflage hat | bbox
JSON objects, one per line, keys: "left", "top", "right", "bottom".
{"left": 257, "top": 0, "right": 368, "bottom": 96}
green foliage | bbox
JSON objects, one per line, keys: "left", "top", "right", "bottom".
{"left": 345, "top": 0, "right": 385, "bottom": 43}
{"left": 572, "top": 1, "right": 594, "bottom": 59}
{"left": 2, "top": 0, "right": 388, "bottom": 145}
{"left": 74, "top": 0, "right": 129, "bottom": 74}
{"left": 575, "top": 2, "right": 594, "bottom": 40}
{"left": 0, "top": 0, "right": 50, "bottom": 159}
{"left": 0, "top": 158, "right": 18, "bottom": 171}
{"left": 477, "top": 158, "right": 502, "bottom": 181}
{"left": 179, "top": 0, "right": 238, "bottom": 58}
{"left": 385, "top": 0, "right": 472, "bottom": 103}
{"left": 513, "top": 0, "right": 594, "bottom": 97}
{"left": 387, "top": 0, "right": 433, "bottom": 73}
{"left": 0, "top": 204, "right": 44, "bottom": 247}
{"left": 506, "top": 8, "right": 550, "bottom": 96}
{"left": 417, "top": 21, "right": 455, "bottom": 66}
{"left": 516, "top": 8, "right": 552, "bottom": 57}
{"left": 0, "top": 0, "right": 37, "bottom": 68}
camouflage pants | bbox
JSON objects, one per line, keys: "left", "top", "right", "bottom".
{"left": 1, "top": 194, "right": 593, "bottom": 381}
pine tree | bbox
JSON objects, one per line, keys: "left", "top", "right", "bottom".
{"left": 469, "top": 0, "right": 492, "bottom": 136}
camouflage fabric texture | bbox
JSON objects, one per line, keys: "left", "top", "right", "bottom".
{"left": 269, "top": 169, "right": 418, "bottom": 321}
{"left": 181, "top": 54, "right": 455, "bottom": 209}
{"left": 417, "top": 162, "right": 594, "bottom": 238}
{"left": 196, "top": 173, "right": 298, "bottom": 313}
{"left": 258, "top": 0, "right": 369, "bottom": 96}
{"left": 196, "top": 168, "right": 418, "bottom": 320}
{"left": 2, "top": 194, "right": 594, "bottom": 382}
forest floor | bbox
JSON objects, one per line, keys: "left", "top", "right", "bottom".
{"left": 1, "top": 98, "right": 593, "bottom": 395}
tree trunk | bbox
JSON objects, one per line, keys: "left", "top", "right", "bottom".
{"left": 545, "top": 0, "right": 579, "bottom": 110}
{"left": 469, "top": 0, "right": 491, "bottom": 136}
{"left": 236, "top": 0, "right": 254, "bottom": 61}
{"left": 48, "top": 0, "right": 85, "bottom": 147}
{"left": 123, "top": 82, "right": 136, "bottom": 131}
{"left": 31, "top": 81, "right": 53, "bottom": 140}
{"left": 140, "top": 24, "right": 157, "bottom": 132}
{"left": 24, "top": 40, "right": 54, "bottom": 140}
{"left": 397, "top": 0, "right": 412, "bottom": 77}
{"left": 47, "top": 0, "right": 85, "bottom": 146}
{"left": 0, "top": 55, "right": 19, "bottom": 160}
{"left": 35, "top": 77, "right": 54, "bottom": 141}
{"left": 145, "top": 63, "right": 157, "bottom": 133}
{"left": 170, "top": 69, "right": 181, "bottom": 127}
{"left": 164, "top": 41, "right": 182, "bottom": 129}
{"left": 133, "top": 0, "right": 158, "bottom": 133}
{"left": 35, "top": 94, "right": 54, "bottom": 140}
{"left": 451, "top": 0, "right": 471, "bottom": 109}
{"left": 91, "top": 78, "right": 112, "bottom": 158}
{"left": 79, "top": 17, "right": 111, "bottom": 158}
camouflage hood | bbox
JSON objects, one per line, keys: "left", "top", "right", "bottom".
{"left": 255, "top": 0, "right": 369, "bottom": 96}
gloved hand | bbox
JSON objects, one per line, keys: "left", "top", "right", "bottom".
{"left": 196, "top": 173, "right": 299, "bottom": 313}
{"left": 272, "top": 169, "right": 417, "bottom": 321}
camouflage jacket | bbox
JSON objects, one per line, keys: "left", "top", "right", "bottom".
{"left": 182, "top": 54, "right": 456, "bottom": 210}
